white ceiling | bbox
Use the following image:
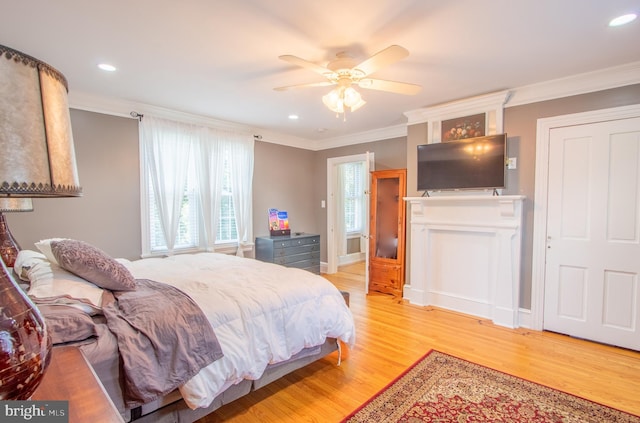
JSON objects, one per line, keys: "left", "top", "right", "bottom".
{"left": 2, "top": 1, "right": 639, "bottom": 147}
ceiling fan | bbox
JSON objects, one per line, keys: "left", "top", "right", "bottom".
{"left": 274, "top": 45, "right": 421, "bottom": 116}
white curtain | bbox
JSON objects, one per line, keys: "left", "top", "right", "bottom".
{"left": 223, "top": 131, "right": 254, "bottom": 256}
{"left": 194, "top": 128, "right": 224, "bottom": 251}
{"left": 141, "top": 115, "right": 254, "bottom": 255}
{"left": 141, "top": 116, "right": 195, "bottom": 254}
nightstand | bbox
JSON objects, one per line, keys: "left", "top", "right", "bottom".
{"left": 32, "top": 346, "right": 123, "bottom": 423}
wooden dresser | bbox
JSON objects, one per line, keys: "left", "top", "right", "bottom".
{"left": 255, "top": 233, "right": 320, "bottom": 274}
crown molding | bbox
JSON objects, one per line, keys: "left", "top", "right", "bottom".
{"left": 69, "top": 91, "right": 136, "bottom": 119}
{"left": 404, "top": 90, "right": 512, "bottom": 126}
{"left": 68, "top": 91, "right": 311, "bottom": 144}
{"left": 251, "top": 128, "right": 316, "bottom": 150}
{"left": 310, "top": 123, "right": 408, "bottom": 151}
{"left": 68, "top": 91, "right": 251, "bottom": 132}
{"left": 68, "top": 90, "right": 408, "bottom": 151}
{"left": 69, "top": 60, "right": 640, "bottom": 151}
{"left": 403, "top": 61, "right": 640, "bottom": 124}
{"left": 506, "top": 61, "right": 640, "bottom": 107}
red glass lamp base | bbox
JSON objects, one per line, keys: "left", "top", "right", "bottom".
{"left": 0, "top": 260, "right": 51, "bottom": 400}
{"left": 0, "top": 212, "right": 20, "bottom": 268}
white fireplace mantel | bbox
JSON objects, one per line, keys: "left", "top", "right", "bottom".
{"left": 404, "top": 195, "right": 525, "bottom": 328}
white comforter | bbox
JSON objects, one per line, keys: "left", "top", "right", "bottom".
{"left": 120, "top": 253, "right": 356, "bottom": 409}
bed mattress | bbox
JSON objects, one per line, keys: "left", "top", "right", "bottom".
{"left": 118, "top": 253, "right": 355, "bottom": 410}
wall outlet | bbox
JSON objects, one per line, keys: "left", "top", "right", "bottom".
{"left": 507, "top": 157, "right": 517, "bottom": 170}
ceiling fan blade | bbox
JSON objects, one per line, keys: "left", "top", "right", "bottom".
{"left": 273, "top": 81, "right": 335, "bottom": 91}
{"left": 357, "top": 78, "right": 422, "bottom": 95}
{"left": 279, "top": 55, "right": 333, "bottom": 77}
{"left": 353, "top": 45, "right": 409, "bottom": 77}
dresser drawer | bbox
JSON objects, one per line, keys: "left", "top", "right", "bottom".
{"left": 286, "top": 258, "right": 319, "bottom": 270}
{"left": 274, "top": 243, "right": 320, "bottom": 257}
{"left": 271, "top": 235, "right": 319, "bottom": 249}
{"left": 274, "top": 250, "right": 320, "bottom": 265}
{"left": 255, "top": 234, "right": 321, "bottom": 274}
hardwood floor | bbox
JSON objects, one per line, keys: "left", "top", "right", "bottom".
{"left": 199, "top": 262, "right": 640, "bottom": 422}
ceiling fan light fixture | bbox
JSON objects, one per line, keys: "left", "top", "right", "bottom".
{"left": 343, "top": 87, "right": 362, "bottom": 108}
{"left": 277, "top": 45, "right": 419, "bottom": 118}
{"left": 322, "top": 86, "right": 365, "bottom": 116}
{"left": 322, "top": 88, "right": 344, "bottom": 113}
{"left": 350, "top": 97, "right": 366, "bottom": 112}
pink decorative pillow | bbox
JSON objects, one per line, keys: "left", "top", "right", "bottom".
{"left": 51, "top": 239, "right": 136, "bottom": 291}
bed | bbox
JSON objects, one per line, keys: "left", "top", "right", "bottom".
{"left": 15, "top": 239, "right": 356, "bottom": 422}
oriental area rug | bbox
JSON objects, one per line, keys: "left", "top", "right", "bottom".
{"left": 342, "top": 350, "right": 640, "bottom": 423}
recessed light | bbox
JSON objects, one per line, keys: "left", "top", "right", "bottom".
{"left": 609, "top": 13, "right": 637, "bottom": 27}
{"left": 288, "top": 114, "right": 299, "bottom": 120}
{"left": 98, "top": 63, "right": 117, "bottom": 72}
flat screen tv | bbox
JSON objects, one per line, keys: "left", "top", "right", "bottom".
{"left": 417, "top": 133, "right": 506, "bottom": 192}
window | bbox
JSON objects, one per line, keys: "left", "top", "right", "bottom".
{"left": 148, "top": 155, "right": 237, "bottom": 252}
{"left": 140, "top": 116, "right": 253, "bottom": 256}
{"left": 342, "top": 162, "right": 365, "bottom": 234}
{"left": 148, "top": 161, "right": 202, "bottom": 252}
{"left": 216, "top": 152, "right": 237, "bottom": 242}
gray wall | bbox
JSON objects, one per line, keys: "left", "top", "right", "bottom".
{"left": 406, "top": 83, "right": 640, "bottom": 309}
{"left": 8, "top": 110, "right": 142, "bottom": 260}
{"left": 7, "top": 110, "right": 322, "bottom": 260}
{"left": 505, "top": 84, "right": 640, "bottom": 309}
{"left": 252, "top": 141, "right": 317, "bottom": 239}
{"left": 347, "top": 237, "right": 361, "bottom": 254}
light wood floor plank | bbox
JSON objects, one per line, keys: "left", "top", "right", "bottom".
{"left": 198, "top": 263, "right": 640, "bottom": 422}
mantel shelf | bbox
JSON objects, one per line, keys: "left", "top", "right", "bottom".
{"left": 404, "top": 195, "right": 525, "bottom": 202}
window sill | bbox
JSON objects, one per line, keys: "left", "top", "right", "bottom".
{"left": 142, "top": 242, "right": 254, "bottom": 258}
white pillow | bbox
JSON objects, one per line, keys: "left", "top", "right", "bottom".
{"left": 35, "top": 238, "right": 68, "bottom": 264}
{"left": 27, "top": 259, "right": 104, "bottom": 314}
{"left": 13, "top": 250, "right": 48, "bottom": 281}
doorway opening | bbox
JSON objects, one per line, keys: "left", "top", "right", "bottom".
{"left": 326, "top": 153, "right": 374, "bottom": 279}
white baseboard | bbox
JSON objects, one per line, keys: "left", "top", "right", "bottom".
{"left": 517, "top": 308, "right": 532, "bottom": 329}
{"left": 338, "top": 253, "right": 365, "bottom": 266}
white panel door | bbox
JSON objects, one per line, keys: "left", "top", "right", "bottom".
{"left": 544, "top": 117, "right": 640, "bottom": 350}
